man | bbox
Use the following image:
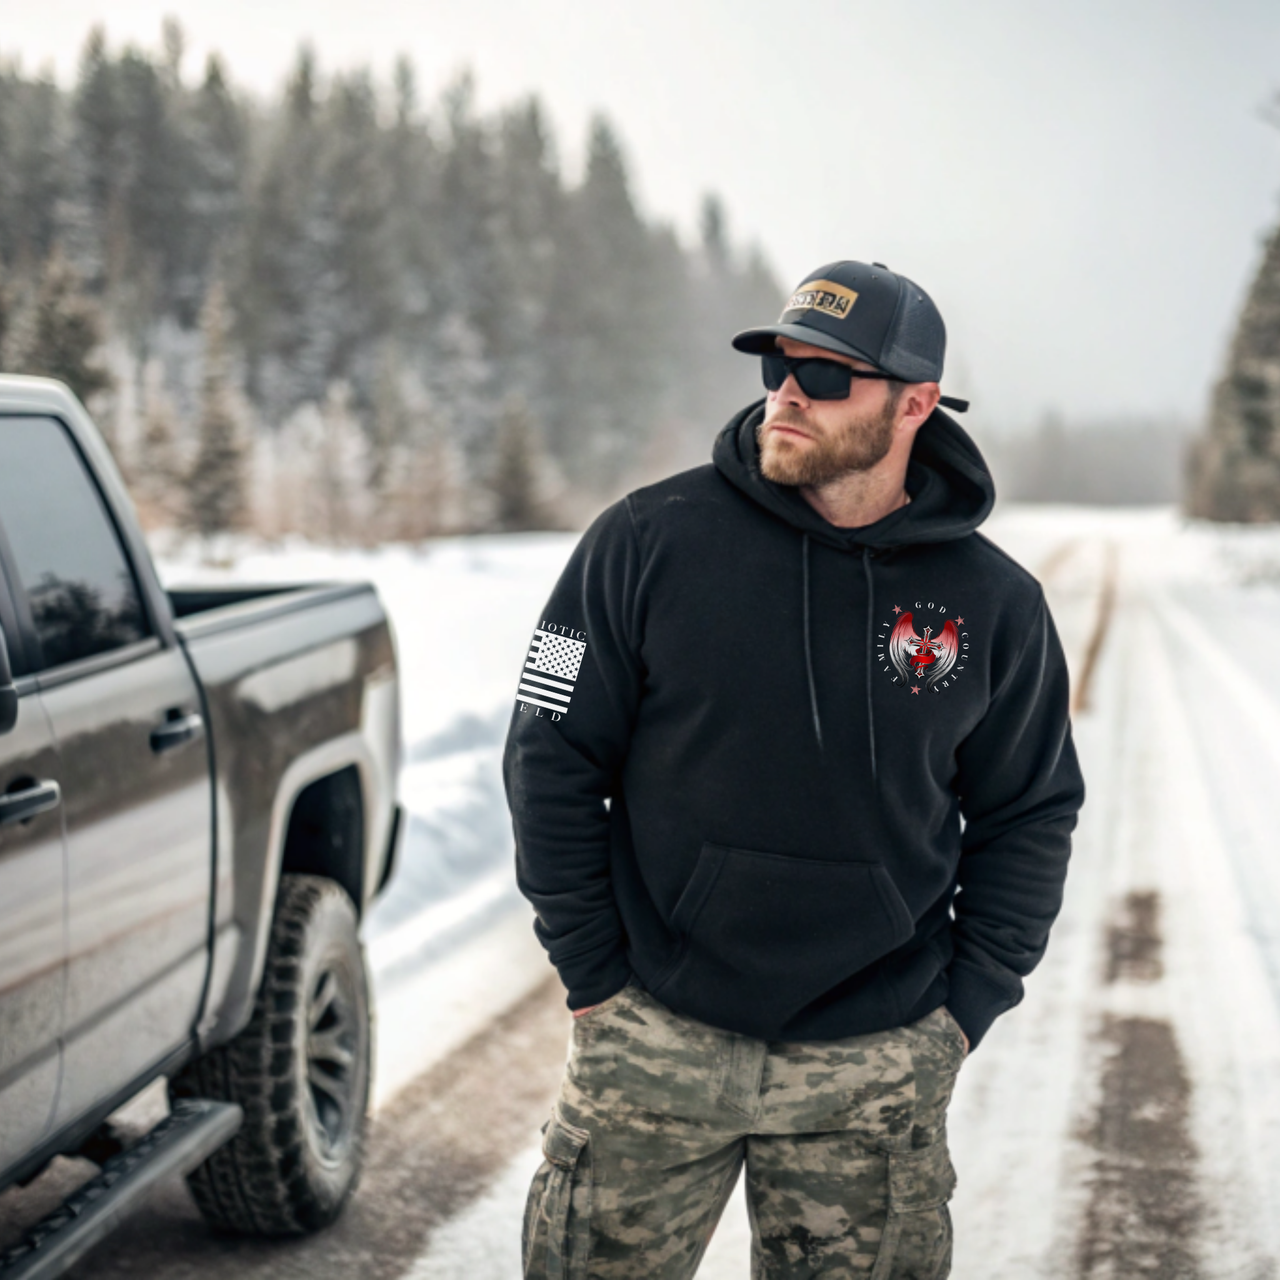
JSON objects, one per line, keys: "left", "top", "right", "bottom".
{"left": 505, "top": 260, "right": 1084, "bottom": 1278}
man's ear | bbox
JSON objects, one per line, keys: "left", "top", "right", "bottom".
{"left": 898, "top": 383, "right": 941, "bottom": 431}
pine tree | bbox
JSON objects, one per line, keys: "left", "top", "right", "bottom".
{"left": 236, "top": 45, "right": 326, "bottom": 417}
{"left": 161, "top": 16, "right": 185, "bottom": 89}
{"left": 319, "top": 71, "right": 394, "bottom": 374}
{"left": 670, "top": 194, "right": 784, "bottom": 475}
{"left": 19, "top": 245, "right": 111, "bottom": 400}
{"left": 315, "top": 380, "right": 370, "bottom": 544}
{"left": 437, "top": 70, "right": 501, "bottom": 335}
{"left": 700, "top": 194, "right": 729, "bottom": 273}
{"left": 369, "top": 344, "right": 409, "bottom": 494}
{"left": 1186, "top": 217, "right": 1280, "bottom": 520}
{"left": 133, "top": 357, "right": 185, "bottom": 528}
{"left": 544, "top": 114, "right": 659, "bottom": 488}
{"left": 383, "top": 56, "right": 436, "bottom": 356}
{"left": 186, "top": 280, "right": 248, "bottom": 542}
{"left": 381, "top": 399, "right": 464, "bottom": 541}
{"left": 69, "top": 26, "right": 115, "bottom": 287}
{"left": 490, "top": 396, "right": 549, "bottom": 532}
{"left": 0, "top": 67, "right": 66, "bottom": 268}
{"left": 182, "top": 54, "right": 247, "bottom": 325}
{"left": 365, "top": 360, "right": 464, "bottom": 542}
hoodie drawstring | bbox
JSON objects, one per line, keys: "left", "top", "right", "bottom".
{"left": 863, "top": 547, "right": 878, "bottom": 783}
{"left": 799, "top": 535, "right": 879, "bottom": 781}
{"left": 801, "top": 534, "right": 824, "bottom": 751}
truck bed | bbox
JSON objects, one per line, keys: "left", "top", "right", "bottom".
{"left": 167, "top": 582, "right": 371, "bottom": 631}
{"left": 165, "top": 577, "right": 401, "bottom": 1046}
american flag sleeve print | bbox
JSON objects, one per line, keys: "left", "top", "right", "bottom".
{"left": 516, "top": 628, "right": 587, "bottom": 715}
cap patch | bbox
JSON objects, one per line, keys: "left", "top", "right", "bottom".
{"left": 781, "top": 279, "right": 858, "bottom": 322}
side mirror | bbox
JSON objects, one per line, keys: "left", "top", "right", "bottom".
{"left": 0, "top": 626, "right": 17, "bottom": 735}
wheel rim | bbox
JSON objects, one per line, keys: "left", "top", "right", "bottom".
{"left": 304, "top": 963, "right": 362, "bottom": 1162}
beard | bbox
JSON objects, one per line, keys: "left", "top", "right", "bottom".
{"left": 756, "top": 399, "right": 897, "bottom": 486}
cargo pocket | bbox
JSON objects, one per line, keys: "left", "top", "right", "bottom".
{"left": 523, "top": 1110, "right": 592, "bottom": 1279}
{"left": 869, "top": 1139, "right": 957, "bottom": 1280}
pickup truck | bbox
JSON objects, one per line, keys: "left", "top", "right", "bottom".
{"left": 0, "top": 377, "right": 404, "bottom": 1275}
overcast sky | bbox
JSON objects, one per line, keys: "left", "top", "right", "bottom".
{"left": 4, "top": 0, "right": 1280, "bottom": 431}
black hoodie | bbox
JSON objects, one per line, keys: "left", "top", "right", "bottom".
{"left": 503, "top": 401, "right": 1084, "bottom": 1050}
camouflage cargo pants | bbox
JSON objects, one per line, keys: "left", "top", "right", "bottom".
{"left": 523, "top": 980, "right": 967, "bottom": 1279}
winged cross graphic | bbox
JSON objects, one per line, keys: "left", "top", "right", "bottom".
{"left": 888, "top": 613, "right": 959, "bottom": 688}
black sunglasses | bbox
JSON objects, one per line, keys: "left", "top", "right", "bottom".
{"left": 761, "top": 352, "right": 971, "bottom": 413}
{"left": 761, "top": 353, "right": 898, "bottom": 401}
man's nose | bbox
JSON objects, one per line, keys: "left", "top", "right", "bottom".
{"left": 773, "top": 372, "right": 809, "bottom": 406}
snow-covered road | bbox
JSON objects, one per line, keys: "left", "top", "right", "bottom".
{"left": 19, "top": 506, "right": 1280, "bottom": 1278}
{"left": 940, "top": 510, "right": 1280, "bottom": 1278}
{"left": 391, "top": 511, "right": 1280, "bottom": 1280}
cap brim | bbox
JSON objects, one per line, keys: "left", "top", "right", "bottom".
{"left": 731, "top": 323, "right": 880, "bottom": 367}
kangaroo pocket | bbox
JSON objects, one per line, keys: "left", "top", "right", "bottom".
{"left": 654, "top": 843, "right": 917, "bottom": 1037}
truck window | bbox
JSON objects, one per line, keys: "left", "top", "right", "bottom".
{"left": 0, "top": 416, "right": 150, "bottom": 670}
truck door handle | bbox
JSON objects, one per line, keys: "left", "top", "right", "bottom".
{"left": 0, "top": 779, "right": 61, "bottom": 827}
{"left": 150, "top": 711, "right": 205, "bottom": 754}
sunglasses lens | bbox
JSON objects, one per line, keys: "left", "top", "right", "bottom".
{"left": 795, "top": 359, "right": 852, "bottom": 400}
{"left": 761, "top": 354, "right": 854, "bottom": 400}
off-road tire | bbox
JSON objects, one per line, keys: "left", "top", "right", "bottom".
{"left": 169, "top": 874, "right": 372, "bottom": 1235}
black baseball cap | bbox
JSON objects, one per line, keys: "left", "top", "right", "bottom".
{"left": 732, "top": 260, "right": 970, "bottom": 412}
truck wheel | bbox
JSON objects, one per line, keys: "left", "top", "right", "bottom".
{"left": 169, "top": 874, "right": 372, "bottom": 1235}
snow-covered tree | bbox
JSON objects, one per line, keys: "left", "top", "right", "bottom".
{"left": 1186, "top": 218, "right": 1280, "bottom": 521}
{"left": 132, "top": 357, "right": 185, "bottom": 528}
{"left": 15, "top": 245, "right": 111, "bottom": 401}
{"left": 185, "top": 279, "right": 248, "bottom": 542}
{"left": 367, "top": 365, "right": 465, "bottom": 542}
{"left": 490, "top": 396, "right": 552, "bottom": 532}
{"left": 368, "top": 343, "right": 410, "bottom": 495}
{"left": 315, "top": 380, "right": 371, "bottom": 544}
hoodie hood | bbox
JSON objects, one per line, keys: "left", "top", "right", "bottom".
{"left": 712, "top": 399, "right": 995, "bottom": 550}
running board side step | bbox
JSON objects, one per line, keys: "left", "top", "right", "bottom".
{"left": 0, "top": 1099, "right": 242, "bottom": 1279}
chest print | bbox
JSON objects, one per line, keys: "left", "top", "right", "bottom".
{"left": 876, "top": 601, "right": 972, "bottom": 695}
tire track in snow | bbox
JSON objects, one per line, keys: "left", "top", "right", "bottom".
{"left": 1070, "top": 541, "right": 1118, "bottom": 715}
{"left": 1053, "top": 574, "right": 1280, "bottom": 1278}
{"left": 1037, "top": 538, "right": 1083, "bottom": 586}
{"left": 1075, "top": 890, "right": 1204, "bottom": 1279}
{"left": 942, "top": 536, "right": 1125, "bottom": 1278}
{"left": 1145, "top": 587, "right": 1280, "bottom": 1271}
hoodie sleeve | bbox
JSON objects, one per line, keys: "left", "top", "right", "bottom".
{"left": 502, "top": 498, "right": 645, "bottom": 1011}
{"left": 948, "top": 590, "right": 1085, "bottom": 1049}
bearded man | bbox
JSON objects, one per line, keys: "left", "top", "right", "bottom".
{"left": 505, "top": 260, "right": 1085, "bottom": 1279}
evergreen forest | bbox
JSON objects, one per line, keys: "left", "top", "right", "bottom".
{"left": 0, "top": 23, "right": 783, "bottom": 542}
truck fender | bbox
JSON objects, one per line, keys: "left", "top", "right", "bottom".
{"left": 196, "top": 731, "right": 383, "bottom": 1050}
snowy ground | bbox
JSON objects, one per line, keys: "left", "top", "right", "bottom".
{"left": 141, "top": 506, "right": 1280, "bottom": 1279}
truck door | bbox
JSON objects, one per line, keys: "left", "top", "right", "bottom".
{"left": 0, "top": 586, "right": 66, "bottom": 1179}
{"left": 0, "top": 416, "right": 212, "bottom": 1128}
